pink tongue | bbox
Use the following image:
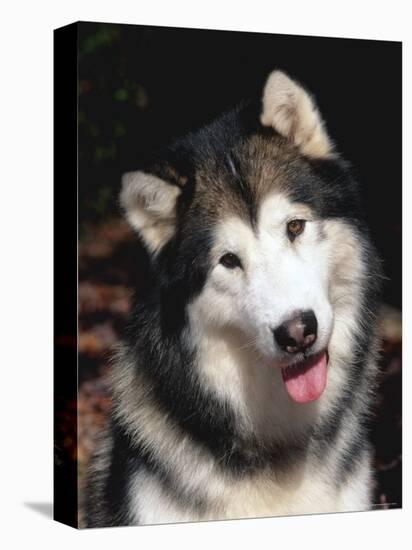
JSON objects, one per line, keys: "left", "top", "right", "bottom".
{"left": 281, "top": 352, "right": 327, "bottom": 403}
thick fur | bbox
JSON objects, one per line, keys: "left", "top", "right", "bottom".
{"left": 83, "top": 71, "right": 382, "bottom": 527}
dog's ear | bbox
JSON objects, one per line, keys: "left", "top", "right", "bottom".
{"left": 260, "top": 70, "right": 333, "bottom": 158}
{"left": 120, "top": 170, "right": 181, "bottom": 253}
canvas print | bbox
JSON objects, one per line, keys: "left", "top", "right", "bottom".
{"left": 54, "top": 22, "right": 402, "bottom": 528}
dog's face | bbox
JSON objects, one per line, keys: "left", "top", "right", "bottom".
{"left": 192, "top": 192, "right": 334, "bottom": 365}
{"left": 121, "top": 71, "right": 366, "bottom": 402}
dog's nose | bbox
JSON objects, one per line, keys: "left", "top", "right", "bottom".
{"left": 273, "top": 310, "right": 318, "bottom": 354}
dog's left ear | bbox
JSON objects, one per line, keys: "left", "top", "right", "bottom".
{"left": 260, "top": 70, "right": 333, "bottom": 158}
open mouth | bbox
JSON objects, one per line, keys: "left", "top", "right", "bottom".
{"left": 281, "top": 351, "right": 328, "bottom": 404}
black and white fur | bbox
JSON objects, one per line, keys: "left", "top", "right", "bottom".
{"left": 83, "top": 70, "right": 382, "bottom": 527}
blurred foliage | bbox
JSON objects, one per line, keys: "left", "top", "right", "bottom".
{"left": 81, "top": 26, "right": 120, "bottom": 54}
{"left": 78, "top": 24, "right": 151, "bottom": 233}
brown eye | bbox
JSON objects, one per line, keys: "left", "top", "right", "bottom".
{"left": 219, "top": 253, "right": 242, "bottom": 269}
{"left": 287, "top": 219, "right": 306, "bottom": 240}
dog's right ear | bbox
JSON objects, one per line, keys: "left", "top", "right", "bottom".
{"left": 120, "top": 171, "right": 181, "bottom": 254}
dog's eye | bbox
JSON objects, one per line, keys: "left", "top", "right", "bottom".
{"left": 219, "top": 253, "right": 242, "bottom": 269}
{"left": 287, "top": 219, "right": 306, "bottom": 241}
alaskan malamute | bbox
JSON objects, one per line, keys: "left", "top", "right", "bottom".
{"left": 84, "top": 70, "right": 382, "bottom": 527}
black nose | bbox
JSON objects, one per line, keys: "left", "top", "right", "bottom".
{"left": 273, "top": 310, "right": 318, "bottom": 354}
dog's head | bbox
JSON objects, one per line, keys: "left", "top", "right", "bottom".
{"left": 120, "top": 70, "right": 369, "bottom": 402}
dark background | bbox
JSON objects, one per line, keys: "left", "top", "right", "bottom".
{"left": 75, "top": 22, "right": 402, "bottom": 517}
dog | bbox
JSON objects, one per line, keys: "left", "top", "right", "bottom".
{"left": 83, "top": 70, "right": 383, "bottom": 527}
